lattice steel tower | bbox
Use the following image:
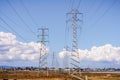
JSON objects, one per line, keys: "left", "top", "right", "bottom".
{"left": 38, "top": 27, "right": 49, "bottom": 76}
{"left": 67, "top": 8, "right": 82, "bottom": 77}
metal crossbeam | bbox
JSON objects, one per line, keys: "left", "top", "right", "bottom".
{"left": 37, "top": 27, "right": 49, "bottom": 76}
{"left": 67, "top": 8, "right": 82, "bottom": 77}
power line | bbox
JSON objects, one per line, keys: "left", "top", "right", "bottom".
{"left": 64, "top": 17, "right": 70, "bottom": 47}
{"left": 71, "top": 0, "right": 82, "bottom": 10}
{"left": 6, "top": 0, "right": 36, "bottom": 36}
{"left": 0, "top": 24, "right": 10, "bottom": 32}
{"left": 86, "top": 0, "right": 104, "bottom": 22}
{"left": 65, "top": 0, "right": 71, "bottom": 12}
{"left": 0, "top": 9, "right": 31, "bottom": 42}
{"left": 71, "top": 0, "right": 75, "bottom": 9}
{"left": 0, "top": 16, "right": 27, "bottom": 42}
{"left": 77, "top": 0, "right": 82, "bottom": 9}
{"left": 20, "top": 0, "right": 38, "bottom": 27}
{"left": 87, "top": 0, "right": 96, "bottom": 13}
{"left": 0, "top": 8, "right": 35, "bottom": 41}
{"left": 0, "top": 9, "right": 20, "bottom": 27}
{"left": 90, "top": 0, "right": 118, "bottom": 27}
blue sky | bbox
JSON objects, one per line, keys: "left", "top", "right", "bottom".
{"left": 0, "top": 0, "right": 120, "bottom": 68}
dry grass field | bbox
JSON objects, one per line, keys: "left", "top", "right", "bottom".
{"left": 0, "top": 70, "right": 120, "bottom": 80}
{"left": 81, "top": 72, "right": 120, "bottom": 80}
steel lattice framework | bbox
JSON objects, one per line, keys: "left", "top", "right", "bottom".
{"left": 38, "top": 27, "right": 49, "bottom": 76}
{"left": 67, "top": 9, "right": 82, "bottom": 77}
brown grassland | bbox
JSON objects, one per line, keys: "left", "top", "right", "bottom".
{"left": 0, "top": 71, "right": 120, "bottom": 80}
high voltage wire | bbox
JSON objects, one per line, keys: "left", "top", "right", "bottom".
{"left": 90, "top": 0, "right": 118, "bottom": 27}
{"left": 6, "top": 0, "right": 36, "bottom": 36}
{"left": 77, "top": 0, "right": 82, "bottom": 9}
{"left": 65, "top": 0, "right": 71, "bottom": 12}
{"left": 0, "top": 8, "right": 30, "bottom": 42}
{"left": 0, "top": 9, "right": 19, "bottom": 27}
{"left": 20, "top": 0, "right": 38, "bottom": 27}
{"left": 71, "top": 0, "right": 82, "bottom": 10}
{"left": 71, "top": 0, "right": 75, "bottom": 9}
{"left": 0, "top": 24, "right": 10, "bottom": 32}
{"left": 86, "top": 0, "right": 104, "bottom": 22}
{"left": 86, "top": 0, "right": 96, "bottom": 15}
{"left": 64, "top": 0, "right": 70, "bottom": 47}
{"left": 64, "top": 19, "right": 70, "bottom": 48}
{"left": 0, "top": 10, "right": 28, "bottom": 42}
{"left": 65, "top": 0, "right": 82, "bottom": 47}
{"left": 0, "top": 16, "right": 27, "bottom": 41}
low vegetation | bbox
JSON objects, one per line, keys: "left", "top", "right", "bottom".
{"left": 0, "top": 70, "right": 120, "bottom": 80}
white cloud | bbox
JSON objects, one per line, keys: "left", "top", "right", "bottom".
{"left": 0, "top": 32, "right": 48, "bottom": 64}
{"left": 59, "top": 48, "right": 70, "bottom": 58}
{"left": 59, "top": 44, "right": 120, "bottom": 64}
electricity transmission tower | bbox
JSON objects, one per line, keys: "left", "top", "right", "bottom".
{"left": 63, "top": 46, "right": 69, "bottom": 69}
{"left": 52, "top": 52, "right": 55, "bottom": 68}
{"left": 51, "top": 52, "right": 58, "bottom": 71}
{"left": 66, "top": 8, "right": 82, "bottom": 77}
{"left": 37, "top": 27, "right": 49, "bottom": 76}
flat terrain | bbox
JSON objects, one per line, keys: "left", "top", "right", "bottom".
{"left": 0, "top": 70, "right": 120, "bottom": 80}
{"left": 82, "top": 72, "right": 120, "bottom": 80}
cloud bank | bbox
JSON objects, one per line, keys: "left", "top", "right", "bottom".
{"left": 0, "top": 31, "right": 120, "bottom": 67}
{"left": 0, "top": 32, "right": 48, "bottom": 66}
{"left": 59, "top": 44, "right": 120, "bottom": 64}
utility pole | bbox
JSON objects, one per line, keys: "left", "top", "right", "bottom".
{"left": 37, "top": 27, "right": 49, "bottom": 76}
{"left": 67, "top": 8, "right": 82, "bottom": 77}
